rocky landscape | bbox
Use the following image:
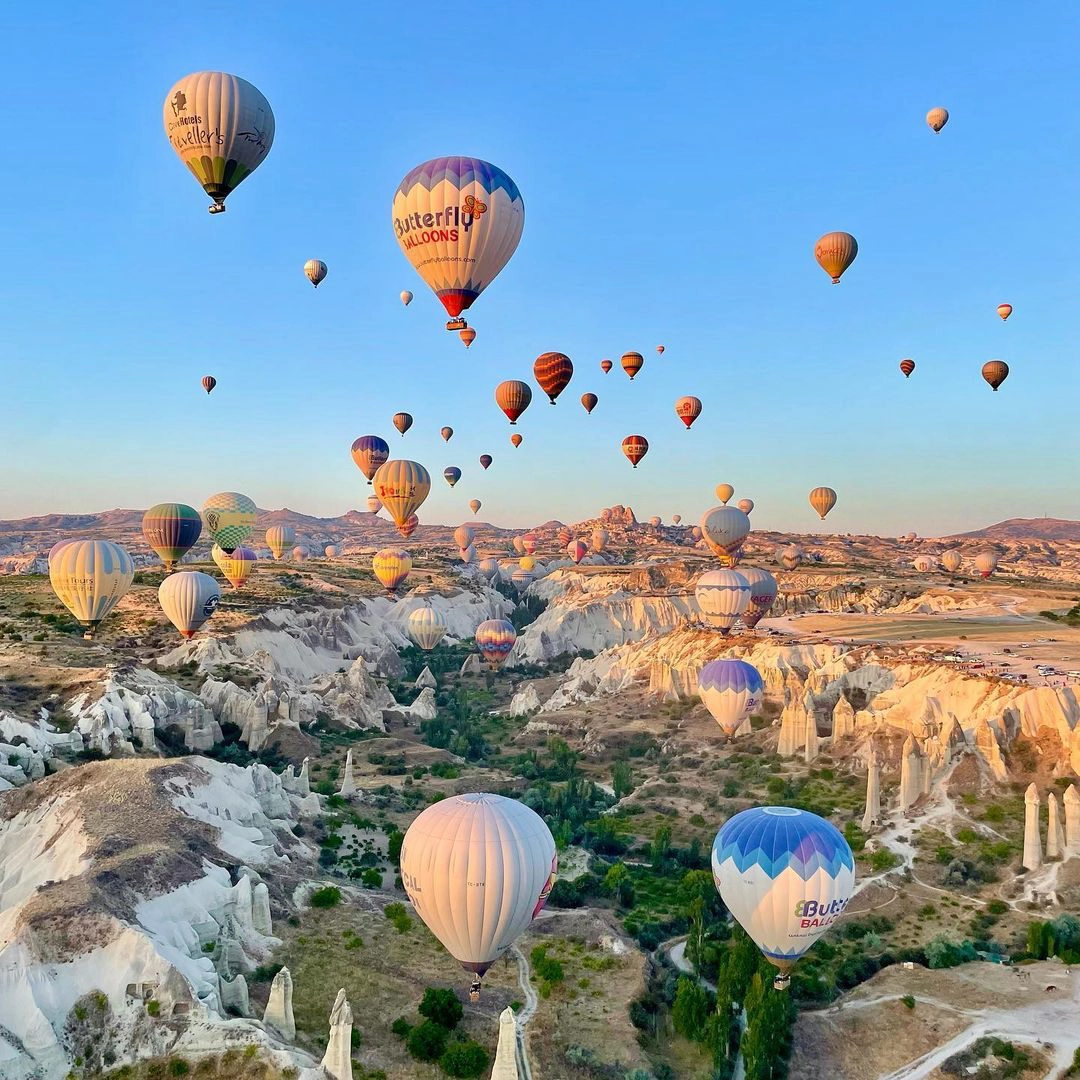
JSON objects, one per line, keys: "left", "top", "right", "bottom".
{"left": 2, "top": 513, "right": 1080, "bottom": 1079}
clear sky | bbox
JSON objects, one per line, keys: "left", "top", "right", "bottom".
{"left": 4, "top": 2, "right": 1078, "bottom": 537}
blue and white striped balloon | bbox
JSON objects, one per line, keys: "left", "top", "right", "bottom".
{"left": 695, "top": 569, "right": 751, "bottom": 635}
{"left": 698, "top": 659, "right": 763, "bottom": 736}
{"left": 711, "top": 806, "right": 855, "bottom": 989}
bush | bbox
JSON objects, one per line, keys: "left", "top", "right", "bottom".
{"left": 419, "top": 987, "right": 463, "bottom": 1030}
{"left": 391, "top": 1017, "right": 412, "bottom": 1039}
{"left": 384, "top": 902, "right": 413, "bottom": 933}
{"left": 406, "top": 1019, "right": 448, "bottom": 1062}
{"left": 900, "top": 995, "right": 915, "bottom": 1010}
{"left": 168, "top": 1060, "right": 190, "bottom": 1077}
{"left": 146, "top": 1000, "right": 161, "bottom": 1017}
{"left": 310, "top": 886, "right": 342, "bottom": 909}
{"left": 439, "top": 1040, "right": 490, "bottom": 1078}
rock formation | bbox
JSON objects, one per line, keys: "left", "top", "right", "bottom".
{"left": 803, "top": 708, "right": 819, "bottom": 764}
{"left": 509, "top": 683, "right": 542, "bottom": 717}
{"left": 1065, "top": 785, "right": 1080, "bottom": 852}
{"left": 862, "top": 750, "right": 881, "bottom": 831}
{"left": 972, "top": 718, "right": 1008, "bottom": 782}
{"left": 339, "top": 750, "right": 357, "bottom": 798}
{"left": 263, "top": 966, "right": 295, "bottom": 1042}
{"left": 899, "top": 735, "right": 924, "bottom": 812}
{"left": 461, "top": 653, "right": 484, "bottom": 675}
{"left": 777, "top": 699, "right": 805, "bottom": 757}
{"left": 415, "top": 666, "right": 437, "bottom": 690}
{"left": 251, "top": 882, "right": 272, "bottom": 935}
{"left": 832, "top": 694, "right": 856, "bottom": 741}
{"left": 408, "top": 687, "right": 438, "bottom": 721}
{"left": 321, "top": 988, "right": 354, "bottom": 1080}
{"left": 491, "top": 1006, "right": 519, "bottom": 1079}
{"left": 1048, "top": 792, "right": 1065, "bottom": 860}
{"left": 219, "top": 973, "right": 249, "bottom": 1016}
{"left": 1023, "top": 783, "right": 1042, "bottom": 871}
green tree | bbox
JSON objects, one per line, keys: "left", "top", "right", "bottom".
{"left": 406, "top": 1020, "right": 448, "bottom": 1061}
{"left": 612, "top": 760, "right": 635, "bottom": 799}
{"left": 649, "top": 824, "right": 673, "bottom": 869}
{"left": 418, "top": 987, "right": 463, "bottom": 1031}
{"left": 685, "top": 896, "right": 711, "bottom": 978}
{"left": 671, "top": 976, "right": 710, "bottom": 1041}
{"left": 440, "top": 1040, "right": 490, "bottom": 1078}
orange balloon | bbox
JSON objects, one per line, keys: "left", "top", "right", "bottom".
{"left": 814, "top": 232, "right": 858, "bottom": 284}
{"left": 621, "top": 434, "right": 649, "bottom": 468}
{"left": 581, "top": 393, "right": 598, "bottom": 414}
{"left": 997, "top": 303, "right": 1013, "bottom": 321}
{"left": 511, "top": 433, "right": 522, "bottom": 448}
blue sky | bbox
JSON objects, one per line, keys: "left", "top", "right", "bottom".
{"left": 4, "top": 2, "right": 1078, "bottom": 535}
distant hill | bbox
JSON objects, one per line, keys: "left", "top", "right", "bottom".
{"left": 951, "top": 518, "right": 1080, "bottom": 542}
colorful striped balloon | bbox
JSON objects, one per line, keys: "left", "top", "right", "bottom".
{"left": 712, "top": 807, "right": 855, "bottom": 989}
{"left": 475, "top": 618, "right": 517, "bottom": 668}
{"left": 738, "top": 567, "right": 778, "bottom": 629}
{"left": 49, "top": 540, "right": 135, "bottom": 635}
{"left": 621, "top": 352, "right": 644, "bottom": 380}
{"left": 351, "top": 435, "right": 390, "bottom": 484}
{"left": 142, "top": 503, "right": 202, "bottom": 572}
{"left": 265, "top": 525, "right": 295, "bottom": 560}
{"left": 495, "top": 380, "right": 532, "bottom": 424}
{"left": 372, "top": 460, "right": 431, "bottom": 528}
{"left": 533, "top": 352, "right": 574, "bottom": 404}
{"left": 201, "top": 492, "right": 256, "bottom": 553}
{"left": 212, "top": 544, "right": 256, "bottom": 590}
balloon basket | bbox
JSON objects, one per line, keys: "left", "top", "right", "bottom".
{"left": 446, "top": 318, "right": 467, "bottom": 331}
{"left": 208, "top": 202, "right": 225, "bottom": 215}
{"left": 773, "top": 973, "right": 790, "bottom": 991}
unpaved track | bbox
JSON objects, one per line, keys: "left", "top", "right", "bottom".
{"left": 511, "top": 943, "right": 537, "bottom": 1080}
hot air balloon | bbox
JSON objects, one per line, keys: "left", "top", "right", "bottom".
{"left": 212, "top": 544, "right": 255, "bottom": 590}
{"left": 202, "top": 376, "right": 216, "bottom": 394}
{"left": 692, "top": 526, "right": 703, "bottom": 541}
{"left": 444, "top": 466, "right": 461, "bottom": 488}
{"left": 304, "top": 259, "right": 327, "bottom": 288}
{"left": 982, "top": 360, "right": 1009, "bottom": 391}
{"left": 372, "top": 548, "right": 412, "bottom": 595}
{"left": 997, "top": 303, "right": 1013, "bottom": 322}
{"left": 621, "top": 352, "right": 644, "bottom": 380}
{"left": 47, "top": 540, "right": 75, "bottom": 569}
{"left": 781, "top": 545, "right": 802, "bottom": 570}
{"left": 159, "top": 571, "right": 220, "bottom": 639}
{"left": 49, "top": 540, "right": 135, "bottom": 636}
{"left": 367, "top": 495, "right": 382, "bottom": 515}
{"left": 941, "top": 549, "right": 962, "bottom": 573}
{"left": 695, "top": 569, "right": 751, "bottom": 635}
{"left": 292, "top": 546, "right": 308, "bottom": 562}
{"left": 648, "top": 516, "right": 662, "bottom": 528}
{"left": 392, "top": 412, "right": 413, "bottom": 437}
{"left": 557, "top": 527, "right": 572, "bottom": 547}
{"left": 511, "top": 433, "right": 523, "bottom": 448}
{"left": 469, "top": 499, "right": 481, "bottom": 516}
{"left": 698, "top": 659, "right": 763, "bottom": 736}
{"left": 737, "top": 499, "right": 755, "bottom": 515}
{"left": 400, "top": 793, "right": 556, "bottom": 1000}
{"left": 265, "top": 525, "right": 295, "bottom": 560}
{"left": 739, "top": 568, "right": 778, "bottom": 629}
{"left": 324, "top": 545, "right": 339, "bottom": 559}
{"left": 512, "top": 567, "right": 533, "bottom": 590}
{"left": 163, "top": 72, "right": 274, "bottom": 214}
{"left": 519, "top": 556, "right": 536, "bottom": 572}
{"left": 715, "top": 484, "right": 734, "bottom": 505}
{"left": 622, "top": 435, "right": 649, "bottom": 468}
{"left": 581, "top": 393, "right": 598, "bottom": 414}
{"left": 478, "top": 557, "right": 500, "bottom": 581}
{"left": 441, "top": 426, "right": 454, "bottom": 442}
{"left": 454, "top": 525, "right": 475, "bottom": 550}
{"left": 675, "top": 396, "right": 702, "bottom": 429}
{"left": 475, "top": 618, "right": 517, "bottom": 669}
{"left": 142, "top": 503, "right": 202, "bottom": 572}
{"left": 899, "top": 358, "right": 915, "bottom": 378}
{"left": 522, "top": 533, "right": 538, "bottom": 555}
{"left": 351, "top": 435, "right": 390, "bottom": 485}
{"left": 409, "top": 606, "right": 448, "bottom": 651}
{"left": 974, "top": 550, "right": 999, "bottom": 578}
{"left": 479, "top": 455, "right": 492, "bottom": 470}
{"left": 568, "top": 540, "right": 587, "bottom": 564}
{"left": 373, "top": 460, "right": 431, "bottom": 528}
{"left": 461, "top": 544, "right": 477, "bottom": 565}
{"left": 700, "top": 506, "right": 751, "bottom": 566}
{"left": 495, "top": 380, "right": 532, "bottom": 424}
{"left": 809, "top": 487, "right": 837, "bottom": 520}
{"left": 600, "top": 359, "right": 613, "bottom": 374}
{"left": 592, "top": 528, "right": 608, "bottom": 553}
{"left": 393, "top": 157, "right": 524, "bottom": 327}
{"left": 656, "top": 345, "right": 665, "bottom": 355}
{"left": 913, "top": 555, "right": 934, "bottom": 573}
{"left": 400, "top": 290, "right": 414, "bottom": 306}
{"left": 673, "top": 514, "right": 682, "bottom": 525}
{"left": 398, "top": 514, "right": 419, "bottom": 540}
{"left": 533, "top": 352, "right": 573, "bottom": 404}
{"left": 202, "top": 492, "right": 257, "bottom": 553}
{"left": 814, "top": 232, "right": 858, "bottom": 284}
{"left": 926, "top": 107, "right": 949, "bottom": 133}
{"left": 712, "top": 806, "right": 855, "bottom": 989}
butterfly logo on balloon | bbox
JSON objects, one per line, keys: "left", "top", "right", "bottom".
{"left": 462, "top": 195, "right": 487, "bottom": 217}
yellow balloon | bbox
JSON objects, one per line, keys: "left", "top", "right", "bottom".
{"left": 715, "top": 483, "right": 735, "bottom": 505}
{"left": 814, "top": 232, "right": 858, "bottom": 284}
{"left": 372, "top": 548, "right": 412, "bottom": 594}
{"left": 808, "top": 486, "right": 837, "bottom": 520}
{"left": 373, "top": 461, "right": 431, "bottom": 528}
{"left": 49, "top": 540, "right": 135, "bottom": 635}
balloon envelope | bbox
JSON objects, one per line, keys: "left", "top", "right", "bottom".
{"left": 715, "top": 484, "right": 734, "bottom": 505}
{"left": 164, "top": 72, "right": 274, "bottom": 213}
{"left": 351, "top": 435, "right": 390, "bottom": 483}
{"left": 265, "top": 525, "right": 295, "bottom": 560}
{"left": 212, "top": 544, "right": 255, "bottom": 589}
{"left": 202, "top": 492, "right": 257, "bottom": 553}
{"left": 510, "top": 433, "right": 522, "bottom": 448}
{"left": 738, "top": 567, "right": 778, "bottom": 629}
{"left": 622, "top": 435, "right": 649, "bottom": 468}
{"left": 400, "top": 290, "right": 413, "bottom": 306}
{"left": 400, "top": 793, "right": 556, "bottom": 988}
{"left": 737, "top": 499, "right": 754, "bottom": 515}
{"left": 142, "top": 503, "right": 202, "bottom": 572}
{"left": 454, "top": 525, "right": 475, "bottom": 549}
{"left": 533, "top": 352, "right": 574, "bottom": 404}
{"left": 495, "top": 380, "right": 532, "bottom": 424}
{"left": 469, "top": 499, "right": 481, "bottom": 515}
{"left": 444, "top": 466, "right": 461, "bottom": 487}
{"left": 975, "top": 550, "right": 999, "bottom": 577}
{"left": 809, "top": 487, "right": 837, "bottom": 520}
{"left": 695, "top": 569, "right": 751, "bottom": 635}
{"left": 409, "top": 607, "right": 448, "bottom": 650}
{"left": 982, "top": 360, "right": 1009, "bottom": 391}
{"left": 159, "top": 571, "right": 221, "bottom": 639}
{"left": 699, "top": 659, "right": 764, "bottom": 735}
{"left": 201, "top": 376, "right": 216, "bottom": 394}
{"left": 675, "top": 396, "right": 702, "bottom": 429}
{"left": 441, "top": 426, "right": 454, "bottom": 442}
{"left": 941, "top": 550, "right": 962, "bottom": 573}
{"left": 592, "top": 528, "right": 608, "bottom": 553}
{"left": 373, "top": 461, "right": 431, "bottom": 527}
{"left": 814, "top": 232, "right": 858, "bottom": 283}
{"left": 926, "top": 106, "right": 949, "bottom": 132}
{"left": 621, "top": 351, "right": 644, "bottom": 380}
{"left": 699, "top": 506, "right": 751, "bottom": 566}
{"left": 372, "top": 548, "right": 412, "bottom": 593}
{"left": 997, "top": 303, "right": 1013, "bottom": 321}
{"left": 479, "top": 455, "right": 492, "bottom": 470}
{"left": 393, "top": 157, "right": 524, "bottom": 318}
{"left": 304, "top": 259, "right": 327, "bottom": 287}
{"left": 581, "top": 393, "right": 598, "bottom": 414}
{"left": 459, "top": 328, "right": 476, "bottom": 348}
{"left": 600, "top": 359, "right": 613, "bottom": 374}
{"left": 392, "top": 412, "right": 413, "bottom": 436}
{"left": 712, "top": 806, "right": 855, "bottom": 985}
{"left": 475, "top": 618, "right": 517, "bottom": 668}
{"left": 49, "top": 540, "right": 135, "bottom": 632}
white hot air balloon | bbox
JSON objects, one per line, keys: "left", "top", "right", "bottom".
{"left": 698, "top": 659, "right": 764, "bottom": 737}
{"left": 408, "top": 606, "right": 448, "bottom": 651}
{"left": 49, "top": 540, "right": 135, "bottom": 637}
{"left": 695, "top": 569, "right": 751, "bottom": 635}
{"left": 400, "top": 793, "right": 557, "bottom": 1000}
{"left": 941, "top": 550, "right": 962, "bottom": 573}
{"left": 699, "top": 506, "right": 752, "bottom": 567}
{"left": 158, "top": 571, "right": 221, "bottom": 639}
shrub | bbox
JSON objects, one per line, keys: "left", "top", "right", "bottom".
{"left": 168, "top": 1060, "right": 190, "bottom": 1077}
{"left": 406, "top": 1020, "right": 448, "bottom": 1061}
{"left": 384, "top": 902, "right": 413, "bottom": 933}
{"left": 391, "top": 1017, "right": 412, "bottom": 1039}
{"left": 310, "top": 886, "right": 342, "bottom": 909}
{"left": 146, "top": 1000, "right": 161, "bottom": 1017}
{"left": 900, "top": 995, "right": 915, "bottom": 1010}
{"left": 439, "top": 1040, "right": 490, "bottom": 1078}
{"left": 419, "top": 987, "right": 463, "bottom": 1031}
